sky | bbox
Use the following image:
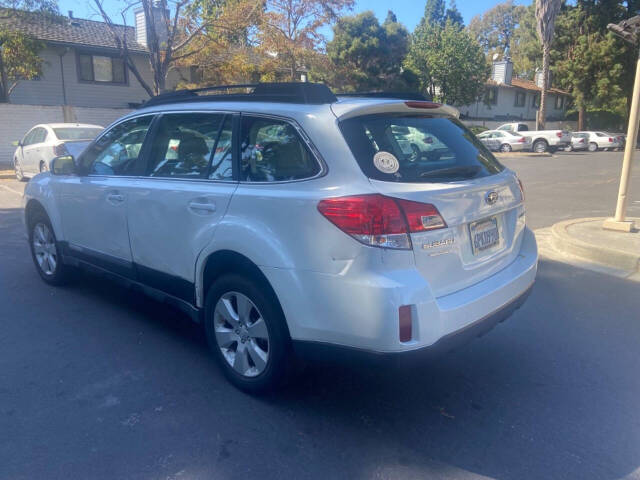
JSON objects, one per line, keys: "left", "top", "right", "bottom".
{"left": 58, "top": 0, "right": 530, "bottom": 33}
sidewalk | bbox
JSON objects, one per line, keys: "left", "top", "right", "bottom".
{"left": 536, "top": 217, "right": 640, "bottom": 282}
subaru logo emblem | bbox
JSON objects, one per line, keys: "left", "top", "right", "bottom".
{"left": 486, "top": 191, "right": 499, "bottom": 205}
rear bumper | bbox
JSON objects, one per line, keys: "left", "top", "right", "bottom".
{"left": 293, "top": 284, "right": 532, "bottom": 364}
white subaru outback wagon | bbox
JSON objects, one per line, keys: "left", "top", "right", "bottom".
{"left": 23, "top": 83, "right": 537, "bottom": 392}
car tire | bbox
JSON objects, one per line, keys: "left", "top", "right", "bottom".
{"left": 204, "top": 273, "right": 293, "bottom": 393}
{"left": 566, "top": 144, "right": 573, "bottom": 152}
{"left": 500, "top": 143, "right": 512, "bottom": 152}
{"left": 28, "top": 209, "right": 73, "bottom": 285}
{"left": 14, "top": 157, "right": 25, "bottom": 181}
{"left": 588, "top": 142, "right": 598, "bottom": 152}
{"left": 533, "top": 140, "right": 548, "bottom": 153}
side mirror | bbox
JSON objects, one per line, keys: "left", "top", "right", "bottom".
{"left": 51, "top": 155, "right": 76, "bottom": 175}
{"left": 12, "top": 140, "right": 21, "bottom": 147}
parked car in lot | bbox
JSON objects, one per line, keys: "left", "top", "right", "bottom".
{"left": 13, "top": 123, "right": 103, "bottom": 180}
{"left": 476, "top": 130, "right": 532, "bottom": 152}
{"left": 566, "top": 132, "right": 589, "bottom": 151}
{"left": 23, "top": 83, "right": 537, "bottom": 392}
{"left": 496, "top": 122, "right": 571, "bottom": 153}
{"left": 573, "top": 131, "right": 621, "bottom": 152}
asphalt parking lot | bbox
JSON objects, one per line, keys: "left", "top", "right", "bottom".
{"left": 1, "top": 150, "right": 639, "bottom": 480}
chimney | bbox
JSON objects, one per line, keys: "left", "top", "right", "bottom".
{"left": 491, "top": 53, "right": 513, "bottom": 85}
{"left": 534, "top": 69, "right": 550, "bottom": 89}
{"left": 134, "top": 4, "right": 169, "bottom": 48}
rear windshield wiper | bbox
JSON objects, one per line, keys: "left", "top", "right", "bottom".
{"left": 420, "top": 165, "right": 482, "bottom": 178}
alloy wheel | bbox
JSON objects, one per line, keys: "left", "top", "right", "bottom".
{"left": 32, "top": 222, "right": 57, "bottom": 276}
{"left": 500, "top": 144, "right": 512, "bottom": 152}
{"left": 14, "top": 159, "right": 24, "bottom": 181}
{"left": 213, "top": 291, "right": 270, "bottom": 378}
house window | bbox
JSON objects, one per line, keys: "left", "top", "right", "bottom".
{"left": 485, "top": 87, "right": 498, "bottom": 105}
{"left": 514, "top": 91, "right": 526, "bottom": 107}
{"left": 554, "top": 95, "right": 564, "bottom": 110}
{"left": 78, "top": 53, "right": 126, "bottom": 84}
{"left": 532, "top": 93, "right": 540, "bottom": 108}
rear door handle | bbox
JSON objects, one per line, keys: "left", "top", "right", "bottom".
{"left": 188, "top": 199, "right": 216, "bottom": 214}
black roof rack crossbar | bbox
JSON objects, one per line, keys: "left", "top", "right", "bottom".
{"left": 143, "top": 82, "right": 338, "bottom": 108}
{"left": 336, "top": 91, "right": 431, "bottom": 101}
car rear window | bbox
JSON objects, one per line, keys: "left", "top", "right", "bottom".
{"left": 339, "top": 114, "right": 504, "bottom": 183}
{"left": 54, "top": 127, "right": 103, "bottom": 140}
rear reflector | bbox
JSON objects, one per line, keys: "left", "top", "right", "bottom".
{"left": 317, "top": 194, "right": 446, "bottom": 250}
{"left": 399, "top": 305, "right": 412, "bottom": 342}
{"left": 405, "top": 101, "right": 442, "bottom": 109}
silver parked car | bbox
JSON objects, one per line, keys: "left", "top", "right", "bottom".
{"left": 13, "top": 123, "right": 103, "bottom": 180}
{"left": 476, "top": 130, "right": 531, "bottom": 152}
{"left": 566, "top": 132, "right": 589, "bottom": 151}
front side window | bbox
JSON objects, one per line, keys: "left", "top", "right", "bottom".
{"left": 339, "top": 114, "right": 504, "bottom": 183}
{"left": 147, "top": 113, "right": 227, "bottom": 179}
{"left": 239, "top": 116, "right": 320, "bottom": 182}
{"left": 79, "top": 116, "right": 152, "bottom": 176}
{"left": 78, "top": 53, "right": 126, "bottom": 84}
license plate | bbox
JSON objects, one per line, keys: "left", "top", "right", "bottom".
{"left": 470, "top": 217, "right": 499, "bottom": 254}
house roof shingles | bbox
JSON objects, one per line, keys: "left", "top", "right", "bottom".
{"left": 486, "top": 77, "right": 568, "bottom": 96}
{"left": 0, "top": 9, "right": 148, "bottom": 53}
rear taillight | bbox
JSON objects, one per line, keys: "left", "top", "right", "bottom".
{"left": 556, "top": 132, "right": 563, "bottom": 138}
{"left": 53, "top": 144, "right": 68, "bottom": 156}
{"left": 579, "top": 138, "right": 585, "bottom": 143}
{"left": 609, "top": 137, "right": 613, "bottom": 142}
{"left": 517, "top": 178, "right": 525, "bottom": 201}
{"left": 518, "top": 137, "right": 526, "bottom": 143}
{"left": 317, "top": 194, "right": 446, "bottom": 250}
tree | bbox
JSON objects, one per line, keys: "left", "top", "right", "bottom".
{"left": 0, "top": 0, "right": 58, "bottom": 101}
{"left": 407, "top": 19, "right": 488, "bottom": 105}
{"left": 93, "top": 0, "right": 261, "bottom": 95}
{"left": 468, "top": 1, "right": 525, "bottom": 58}
{"left": 326, "top": 10, "right": 412, "bottom": 91}
{"left": 534, "top": 0, "right": 561, "bottom": 129}
{"left": 421, "top": 0, "right": 463, "bottom": 27}
{"left": 259, "top": 0, "right": 354, "bottom": 82}
{"left": 445, "top": 0, "right": 464, "bottom": 26}
{"left": 510, "top": 3, "right": 540, "bottom": 78}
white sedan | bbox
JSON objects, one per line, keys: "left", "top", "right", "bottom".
{"left": 573, "top": 131, "right": 622, "bottom": 152}
{"left": 13, "top": 123, "right": 103, "bottom": 180}
{"left": 476, "top": 130, "right": 531, "bottom": 152}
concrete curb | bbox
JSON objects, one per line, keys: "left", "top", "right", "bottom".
{"left": 550, "top": 217, "right": 640, "bottom": 272}
{"left": 494, "top": 152, "right": 552, "bottom": 158}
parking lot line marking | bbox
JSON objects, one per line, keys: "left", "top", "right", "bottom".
{"left": 0, "top": 184, "right": 23, "bottom": 196}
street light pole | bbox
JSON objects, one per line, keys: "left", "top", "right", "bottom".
{"left": 603, "top": 16, "right": 640, "bottom": 232}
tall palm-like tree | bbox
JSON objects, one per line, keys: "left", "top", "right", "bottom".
{"left": 535, "top": 0, "right": 561, "bottom": 129}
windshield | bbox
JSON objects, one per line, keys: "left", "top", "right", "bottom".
{"left": 339, "top": 114, "right": 504, "bottom": 183}
{"left": 54, "top": 127, "right": 103, "bottom": 140}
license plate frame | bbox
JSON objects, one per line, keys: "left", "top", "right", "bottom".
{"left": 469, "top": 216, "right": 500, "bottom": 255}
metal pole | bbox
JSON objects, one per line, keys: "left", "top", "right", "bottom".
{"left": 604, "top": 47, "right": 640, "bottom": 231}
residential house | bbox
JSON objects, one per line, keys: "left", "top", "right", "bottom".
{"left": 0, "top": 8, "right": 181, "bottom": 109}
{"left": 458, "top": 57, "right": 570, "bottom": 123}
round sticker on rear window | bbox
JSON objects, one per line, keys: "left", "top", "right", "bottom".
{"left": 373, "top": 151, "right": 399, "bottom": 174}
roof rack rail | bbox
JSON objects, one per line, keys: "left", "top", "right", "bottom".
{"left": 336, "top": 91, "right": 431, "bottom": 101}
{"left": 142, "top": 82, "right": 338, "bottom": 108}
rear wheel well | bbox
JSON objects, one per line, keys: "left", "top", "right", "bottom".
{"left": 201, "top": 250, "right": 289, "bottom": 334}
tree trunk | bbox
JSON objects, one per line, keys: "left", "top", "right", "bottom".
{"left": 539, "top": 44, "right": 550, "bottom": 130}
{"left": 578, "top": 104, "right": 585, "bottom": 131}
{"left": 0, "top": 48, "right": 9, "bottom": 103}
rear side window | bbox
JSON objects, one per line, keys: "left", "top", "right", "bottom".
{"left": 147, "top": 113, "right": 227, "bottom": 179}
{"left": 239, "top": 116, "right": 320, "bottom": 182}
{"left": 339, "top": 115, "right": 504, "bottom": 183}
{"left": 53, "top": 127, "right": 103, "bottom": 140}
